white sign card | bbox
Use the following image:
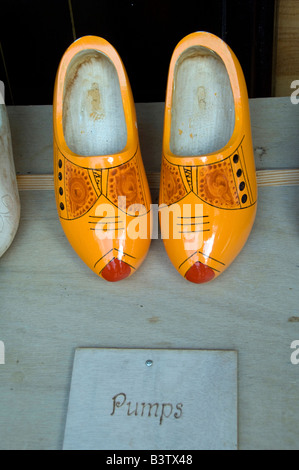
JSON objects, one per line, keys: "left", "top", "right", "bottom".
{"left": 63, "top": 348, "right": 238, "bottom": 450}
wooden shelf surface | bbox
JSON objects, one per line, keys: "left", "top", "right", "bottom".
{"left": 0, "top": 98, "right": 299, "bottom": 450}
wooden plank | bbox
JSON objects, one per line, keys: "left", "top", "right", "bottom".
{"left": 274, "top": 0, "right": 299, "bottom": 96}
{"left": 256, "top": 169, "right": 299, "bottom": 187}
{"left": 248, "top": 98, "right": 299, "bottom": 170}
{"left": 15, "top": 169, "right": 299, "bottom": 191}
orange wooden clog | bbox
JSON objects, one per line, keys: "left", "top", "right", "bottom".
{"left": 159, "top": 32, "right": 257, "bottom": 284}
{"left": 53, "top": 36, "right": 151, "bottom": 281}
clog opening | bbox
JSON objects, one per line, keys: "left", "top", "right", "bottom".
{"left": 170, "top": 46, "right": 235, "bottom": 157}
{"left": 62, "top": 50, "right": 127, "bottom": 156}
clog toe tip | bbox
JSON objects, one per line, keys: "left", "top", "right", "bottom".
{"left": 184, "top": 261, "right": 216, "bottom": 284}
{"left": 100, "top": 258, "right": 132, "bottom": 282}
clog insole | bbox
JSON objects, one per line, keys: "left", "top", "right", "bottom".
{"left": 170, "top": 47, "right": 235, "bottom": 157}
{"left": 63, "top": 51, "right": 127, "bottom": 156}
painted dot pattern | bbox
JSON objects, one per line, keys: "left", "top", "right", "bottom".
{"left": 233, "top": 152, "right": 248, "bottom": 205}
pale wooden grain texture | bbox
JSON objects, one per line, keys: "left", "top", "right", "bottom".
{"left": 63, "top": 349, "right": 237, "bottom": 450}
{"left": 170, "top": 48, "right": 235, "bottom": 156}
{"left": 0, "top": 100, "right": 298, "bottom": 450}
{"left": 63, "top": 51, "right": 127, "bottom": 156}
{"left": 274, "top": 0, "right": 299, "bottom": 96}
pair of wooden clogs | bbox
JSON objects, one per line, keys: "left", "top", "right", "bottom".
{"left": 52, "top": 32, "right": 257, "bottom": 284}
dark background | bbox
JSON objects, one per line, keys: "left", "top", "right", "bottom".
{"left": 0, "top": 0, "right": 276, "bottom": 105}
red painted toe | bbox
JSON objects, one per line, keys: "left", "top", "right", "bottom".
{"left": 185, "top": 261, "right": 215, "bottom": 284}
{"left": 101, "top": 258, "right": 131, "bottom": 282}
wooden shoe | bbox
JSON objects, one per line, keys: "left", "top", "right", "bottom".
{"left": 53, "top": 36, "right": 151, "bottom": 281}
{"left": 159, "top": 32, "right": 257, "bottom": 283}
{"left": 0, "top": 105, "right": 20, "bottom": 257}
